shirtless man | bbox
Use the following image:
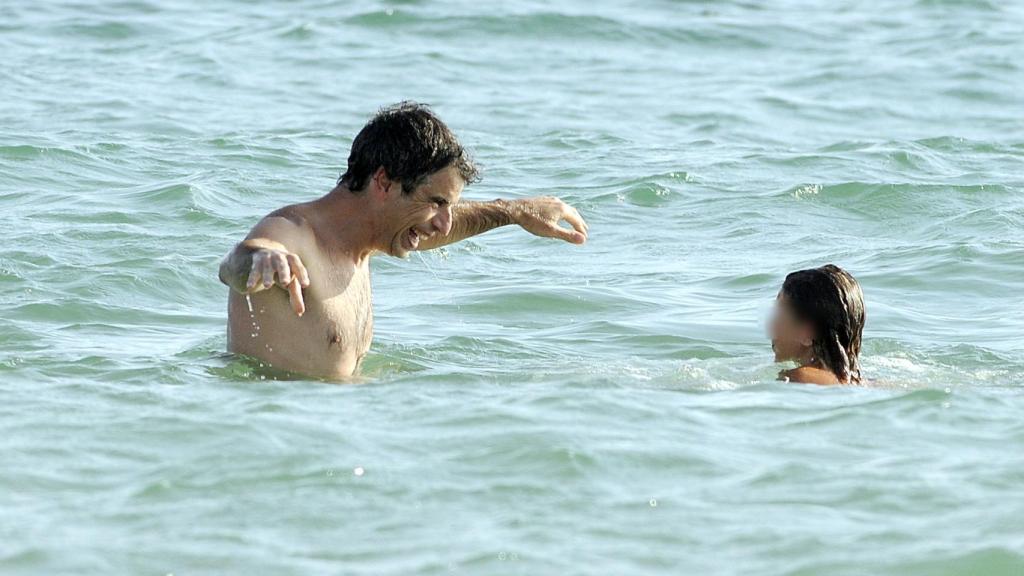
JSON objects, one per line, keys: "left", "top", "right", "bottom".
{"left": 218, "top": 102, "right": 589, "bottom": 380}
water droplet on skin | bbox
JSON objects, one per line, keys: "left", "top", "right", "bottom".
{"left": 246, "top": 294, "right": 262, "bottom": 338}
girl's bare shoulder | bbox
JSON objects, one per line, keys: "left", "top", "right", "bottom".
{"left": 779, "top": 366, "right": 843, "bottom": 386}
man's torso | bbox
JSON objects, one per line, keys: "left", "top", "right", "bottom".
{"left": 227, "top": 219, "right": 373, "bottom": 379}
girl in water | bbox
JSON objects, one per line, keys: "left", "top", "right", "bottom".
{"left": 769, "top": 264, "right": 866, "bottom": 385}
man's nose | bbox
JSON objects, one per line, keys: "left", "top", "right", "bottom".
{"left": 433, "top": 206, "right": 453, "bottom": 236}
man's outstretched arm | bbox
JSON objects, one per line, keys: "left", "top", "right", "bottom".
{"left": 416, "top": 196, "right": 588, "bottom": 251}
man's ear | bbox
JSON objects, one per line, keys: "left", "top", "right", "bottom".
{"left": 372, "top": 167, "right": 395, "bottom": 199}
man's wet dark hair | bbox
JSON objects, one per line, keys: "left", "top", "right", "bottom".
{"left": 782, "top": 264, "right": 866, "bottom": 384}
{"left": 338, "top": 101, "right": 479, "bottom": 194}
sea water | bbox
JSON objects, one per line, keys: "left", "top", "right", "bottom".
{"left": 1, "top": 1, "right": 1023, "bottom": 574}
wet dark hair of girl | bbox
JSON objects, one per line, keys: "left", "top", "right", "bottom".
{"left": 782, "top": 264, "right": 866, "bottom": 384}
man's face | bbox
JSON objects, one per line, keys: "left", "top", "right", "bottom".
{"left": 381, "top": 165, "right": 464, "bottom": 258}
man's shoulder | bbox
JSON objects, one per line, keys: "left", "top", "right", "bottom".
{"left": 265, "top": 205, "right": 310, "bottom": 228}
{"left": 244, "top": 204, "right": 319, "bottom": 253}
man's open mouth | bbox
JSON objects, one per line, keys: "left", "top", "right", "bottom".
{"left": 403, "top": 227, "right": 426, "bottom": 251}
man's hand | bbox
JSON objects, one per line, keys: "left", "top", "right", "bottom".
{"left": 244, "top": 248, "right": 311, "bottom": 316}
{"left": 220, "top": 240, "right": 311, "bottom": 317}
{"left": 512, "top": 196, "right": 588, "bottom": 244}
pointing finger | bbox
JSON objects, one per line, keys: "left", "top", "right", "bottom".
{"left": 287, "top": 278, "right": 305, "bottom": 316}
{"left": 287, "top": 253, "right": 310, "bottom": 288}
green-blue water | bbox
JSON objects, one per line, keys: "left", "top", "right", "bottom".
{"left": 2, "top": 1, "right": 1023, "bottom": 574}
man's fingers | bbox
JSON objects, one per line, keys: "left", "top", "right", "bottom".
{"left": 287, "top": 253, "right": 310, "bottom": 287}
{"left": 246, "top": 258, "right": 260, "bottom": 291}
{"left": 244, "top": 249, "right": 309, "bottom": 299}
{"left": 547, "top": 223, "right": 586, "bottom": 244}
{"left": 287, "top": 277, "right": 305, "bottom": 316}
{"left": 246, "top": 251, "right": 272, "bottom": 292}
{"left": 273, "top": 255, "right": 293, "bottom": 287}
{"left": 577, "top": 209, "right": 589, "bottom": 233}
{"left": 562, "top": 209, "right": 589, "bottom": 238}
{"left": 261, "top": 260, "right": 276, "bottom": 288}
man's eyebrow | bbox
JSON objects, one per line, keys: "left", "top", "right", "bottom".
{"left": 430, "top": 195, "right": 450, "bottom": 205}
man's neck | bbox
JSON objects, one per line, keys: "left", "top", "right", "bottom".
{"left": 310, "top": 185, "right": 380, "bottom": 265}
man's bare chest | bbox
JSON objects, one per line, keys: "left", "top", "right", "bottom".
{"left": 307, "top": 261, "right": 374, "bottom": 354}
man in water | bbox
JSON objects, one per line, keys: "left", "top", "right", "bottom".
{"left": 218, "top": 102, "right": 589, "bottom": 379}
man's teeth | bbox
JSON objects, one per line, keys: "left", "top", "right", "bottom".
{"left": 405, "top": 228, "right": 435, "bottom": 251}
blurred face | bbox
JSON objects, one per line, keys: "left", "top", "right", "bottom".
{"left": 374, "top": 165, "right": 464, "bottom": 258}
{"left": 769, "top": 291, "right": 815, "bottom": 362}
